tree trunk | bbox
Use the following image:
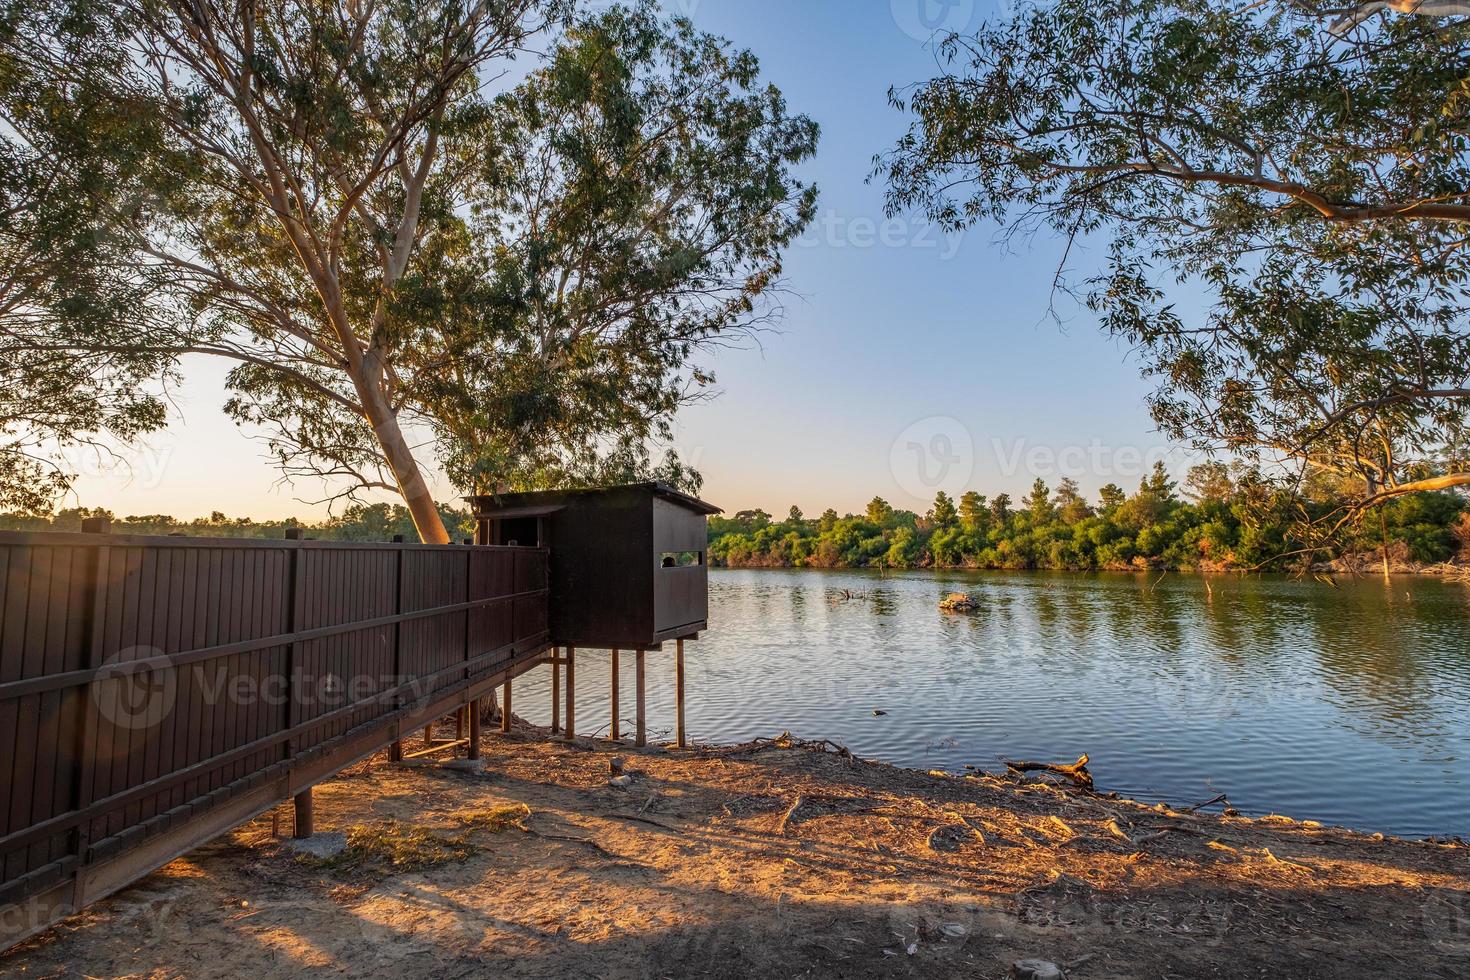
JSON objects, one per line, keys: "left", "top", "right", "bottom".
{"left": 1380, "top": 509, "right": 1392, "bottom": 583}
{"left": 357, "top": 370, "right": 451, "bottom": 544}
{"left": 478, "top": 690, "right": 503, "bottom": 725}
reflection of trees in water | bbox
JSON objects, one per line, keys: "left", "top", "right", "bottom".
{"left": 1030, "top": 585, "right": 1062, "bottom": 643}
{"left": 866, "top": 588, "right": 905, "bottom": 652}
{"left": 1306, "top": 580, "right": 1470, "bottom": 743}
{"left": 1083, "top": 574, "right": 1191, "bottom": 660}
{"left": 867, "top": 587, "right": 898, "bottom": 619}
{"left": 1013, "top": 581, "right": 1102, "bottom": 687}
{"left": 1060, "top": 580, "right": 1107, "bottom": 649}
{"left": 787, "top": 579, "right": 806, "bottom": 625}
{"left": 1195, "top": 580, "right": 1261, "bottom": 666}
{"left": 1037, "top": 574, "right": 1317, "bottom": 729}
{"left": 714, "top": 569, "right": 1470, "bottom": 762}
{"left": 1191, "top": 578, "right": 1322, "bottom": 682}
{"left": 1171, "top": 578, "right": 1321, "bottom": 726}
{"left": 742, "top": 576, "right": 780, "bottom": 624}
{"left": 973, "top": 587, "right": 1017, "bottom": 638}
{"left": 1133, "top": 580, "right": 1192, "bottom": 657}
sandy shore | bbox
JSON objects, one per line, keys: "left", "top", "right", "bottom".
{"left": 5, "top": 728, "right": 1468, "bottom": 979}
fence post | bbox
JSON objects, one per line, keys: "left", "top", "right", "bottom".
{"left": 550, "top": 647, "right": 560, "bottom": 734}
{"left": 284, "top": 529, "right": 303, "bottom": 760}
{"left": 676, "top": 638, "right": 686, "bottom": 749}
{"left": 610, "top": 650, "right": 621, "bottom": 741}
{"left": 564, "top": 646, "right": 576, "bottom": 740}
{"left": 390, "top": 535, "right": 405, "bottom": 762}
{"left": 293, "top": 788, "right": 313, "bottom": 839}
{"left": 635, "top": 648, "right": 646, "bottom": 747}
{"left": 463, "top": 544, "right": 472, "bottom": 687}
{"left": 70, "top": 517, "right": 112, "bottom": 900}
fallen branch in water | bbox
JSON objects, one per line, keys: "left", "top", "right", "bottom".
{"left": 1004, "top": 754, "right": 1094, "bottom": 791}
{"left": 1183, "top": 793, "right": 1230, "bottom": 814}
{"left": 702, "top": 732, "right": 855, "bottom": 763}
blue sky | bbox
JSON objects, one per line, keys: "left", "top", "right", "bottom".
{"left": 69, "top": 0, "right": 1188, "bottom": 521}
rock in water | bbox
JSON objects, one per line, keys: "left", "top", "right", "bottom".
{"left": 1008, "top": 960, "right": 1065, "bottom": 980}
{"left": 939, "top": 592, "right": 978, "bottom": 612}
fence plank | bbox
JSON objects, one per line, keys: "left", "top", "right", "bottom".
{"left": 1, "top": 534, "right": 550, "bottom": 937}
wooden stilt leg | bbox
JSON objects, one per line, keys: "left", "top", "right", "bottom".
{"left": 501, "top": 679, "right": 512, "bottom": 733}
{"left": 635, "top": 647, "right": 646, "bottom": 747}
{"left": 610, "top": 649, "right": 621, "bottom": 741}
{"left": 550, "top": 647, "right": 560, "bottom": 734}
{"left": 565, "top": 646, "right": 576, "bottom": 739}
{"left": 293, "top": 788, "right": 314, "bottom": 839}
{"left": 423, "top": 723, "right": 433, "bottom": 745}
{"left": 389, "top": 739, "right": 403, "bottom": 762}
{"left": 676, "top": 638, "right": 686, "bottom": 749}
{"left": 468, "top": 697, "right": 482, "bottom": 761}
{"left": 455, "top": 706, "right": 465, "bottom": 740}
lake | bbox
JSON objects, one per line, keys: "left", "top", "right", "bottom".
{"left": 511, "top": 568, "right": 1470, "bottom": 838}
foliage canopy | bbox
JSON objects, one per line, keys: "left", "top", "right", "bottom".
{"left": 709, "top": 471, "right": 1470, "bottom": 573}
{"left": 880, "top": 0, "right": 1470, "bottom": 531}
{"left": 0, "top": 0, "right": 174, "bottom": 512}
{"left": 0, "top": 1, "right": 818, "bottom": 538}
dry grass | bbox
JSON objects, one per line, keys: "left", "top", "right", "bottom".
{"left": 451, "top": 802, "right": 532, "bottom": 834}
{"left": 307, "top": 820, "right": 478, "bottom": 875}
{"left": 308, "top": 803, "right": 532, "bottom": 876}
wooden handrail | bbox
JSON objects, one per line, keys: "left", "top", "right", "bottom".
{"left": 0, "top": 633, "right": 550, "bottom": 858}
{"left": 0, "top": 588, "right": 548, "bottom": 701}
{"left": 0, "top": 529, "right": 549, "bottom": 552}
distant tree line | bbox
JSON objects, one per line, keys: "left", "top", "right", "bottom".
{"left": 709, "top": 464, "right": 1470, "bottom": 573}
{"left": 0, "top": 503, "right": 476, "bottom": 543}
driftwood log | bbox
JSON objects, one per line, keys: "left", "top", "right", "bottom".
{"left": 1004, "top": 754, "right": 1094, "bottom": 791}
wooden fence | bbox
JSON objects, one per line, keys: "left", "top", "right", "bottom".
{"left": 0, "top": 528, "right": 550, "bottom": 947}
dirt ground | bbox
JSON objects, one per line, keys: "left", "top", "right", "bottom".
{"left": 4, "top": 726, "right": 1469, "bottom": 979}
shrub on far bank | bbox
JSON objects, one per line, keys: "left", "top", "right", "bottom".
{"left": 709, "top": 467, "right": 1469, "bottom": 574}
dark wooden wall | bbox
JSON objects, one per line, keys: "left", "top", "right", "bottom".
{"left": 0, "top": 531, "right": 549, "bottom": 946}
{"left": 469, "top": 484, "right": 715, "bottom": 650}
{"left": 652, "top": 497, "right": 709, "bottom": 639}
{"left": 545, "top": 487, "right": 653, "bottom": 649}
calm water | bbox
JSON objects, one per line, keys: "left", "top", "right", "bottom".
{"left": 513, "top": 568, "right": 1470, "bottom": 838}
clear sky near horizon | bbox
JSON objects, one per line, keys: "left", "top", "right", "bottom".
{"left": 67, "top": 0, "right": 1194, "bottom": 523}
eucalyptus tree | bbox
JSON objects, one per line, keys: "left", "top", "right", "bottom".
{"left": 13, "top": 1, "right": 816, "bottom": 541}
{"left": 880, "top": 0, "right": 1470, "bottom": 523}
{"left": 0, "top": 0, "right": 173, "bottom": 512}
{"left": 428, "top": 9, "right": 819, "bottom": 498}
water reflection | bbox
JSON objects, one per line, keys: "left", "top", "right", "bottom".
{"left": 676, "top": 568, "right": 1470, "bottom": 838}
